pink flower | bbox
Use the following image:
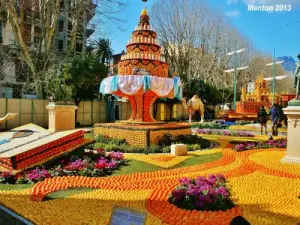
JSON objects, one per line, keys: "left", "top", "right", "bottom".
{"left": 109, "top": 152, "right": 124, "bottom": 160}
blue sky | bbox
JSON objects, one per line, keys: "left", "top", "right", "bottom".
{"left": 102, "top": 0, "right": 300, "bottom": 60}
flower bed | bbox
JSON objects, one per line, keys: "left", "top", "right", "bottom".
{"left": 233, "top": 139, "right": 287, "bottom": 152}
{"left": 191, "top": 122, "right": 229, "bottom": 130}
{"left": 169, "top": 174, "right": 235, "bottom": 211}
{"left": 0, "top": 149, "right": 125, "bottom": 184}
{"left": 195, "top": 129, "right": 254, "bottom": 137}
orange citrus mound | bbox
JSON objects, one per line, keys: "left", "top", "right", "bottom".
{"left": 148, "top": 155, "right": 175, "bottom": 162}
{"left": 95, "top": 122, "right": 190, "bottom": 129}
{"left": 5, "top": 140, "right": 299, "bottom": 224}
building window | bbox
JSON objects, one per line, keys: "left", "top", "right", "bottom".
{"left": 58, "top": 40, "right": 64, "bottom": 51}
{"left": 76, "top": 43, "right": 82, "bottom": 52}
{"left": 60, "top": 0, "right": 65, "bottom": 10}
{"left": 59, "top": 20, "right": 64, "bottom": 32}
{"left": 0, "top": 21, "right": 3, "bottom": 43}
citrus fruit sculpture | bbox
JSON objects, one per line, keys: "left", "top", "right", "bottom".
{"left": 100, "top": 9, "right": 182, "bottom": 123}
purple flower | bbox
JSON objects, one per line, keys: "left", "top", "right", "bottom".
{"left": 94, "top": 159, "right": 108, "bottom": 170}
{"left": 187, "top": 185, "right": 200, "bottom": 196}
{"left": 107, "top": 161, "right": 118, "bottom": 169}
{"left": 215, "top": 186, "right": 229, "bottom": 198}
{"left": 178, "top": 177, "right": 192, "bottom": 186}
{"left": 171, "top": 189, "right": 186, "bottom": 203}
{"left": 25, "top": 168, "right": 51, "bottom": 182}
{"left": 195, "top": 199, "right": 204, "bottom": 208}
{"left": 109, "top": 152, "right": 124, "bottom": 160}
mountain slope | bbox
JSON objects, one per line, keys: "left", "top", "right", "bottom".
{"left": 277, "top": 56, "right": 296, "bottom": 72}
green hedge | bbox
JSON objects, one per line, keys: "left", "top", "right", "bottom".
{"left": 90, "top": 134, "right": 217, "bottom": 154}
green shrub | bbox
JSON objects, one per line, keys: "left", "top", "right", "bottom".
{"left": 162, "top": 146, "right": 170, "bottom": 153}
{"left": 110, "top": 138, "right": 127, "bottom": 145}
{"left": 191, "top": 122, "right": 229, "bottom": 130}
{"left": 95, "top": 135, "right": 111, "bottom": 144}
{"left": 103, "top": 143, "right": 119, "bottom": 152}
{"left": 92, "top": 132, "right": 214, "bottom": 153}
{"left": 93, "top": 142, "right": 107, "bottom": 149}
{"left": 158, "top": 134, "right": 175, "bottom": 146}
{"left": 146, "top": 145, "right": 161, "bottom": 154}
{"left": 236, "top": 120, "right": 253, "bottom": 125}
{"left": 187, "top": 144, "right": 201, "bottom": 151}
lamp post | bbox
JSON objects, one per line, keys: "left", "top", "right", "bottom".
{"left": 224, "top": 48, "right": 247, "bottom": 110}
{"left": 266, "top": 48, "right": 284, "bottom": 105}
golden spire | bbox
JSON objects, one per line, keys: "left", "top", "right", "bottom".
{"left": 141, "top": 8, "right": 148, "bottom": 16}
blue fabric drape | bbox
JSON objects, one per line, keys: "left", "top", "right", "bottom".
{"left": 110, "top": 75, "right": 119, "bottom": 92}
{"left": 99, "top": 80, "right": 106, "bottom": 95}
{"left": 173, "top": 77, "right": 183, "bottom": 100}
{"left": 143, "top": 75, "right": 151, "bottom": 92}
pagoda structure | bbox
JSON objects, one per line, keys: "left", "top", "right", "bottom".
{"left": 236, "top": 75, "right": 280, "bottom": 114}
{"left": 222, "top": 75, "right": 295, "bottom": 121}
{"left": 118, "top": 9, "right": 168, "bottom": 77}
{"left": 96, "top": 8, "right": 190, "bottom": 148}
{"left": 100, "top": 9, "right": 182, "bottom": 123}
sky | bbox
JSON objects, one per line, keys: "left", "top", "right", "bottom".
{"left": 101, "top": 0, "right": 300, "bottom": 60}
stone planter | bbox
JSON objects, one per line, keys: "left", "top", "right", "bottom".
{"left": 171, "top": 144, "right": 187, "bottom": 156}
{"left": 281, "top": 104, "right": 300, "bottom": 164}
{"left": 46, "top": 102, "right": 77, "bottom": 132}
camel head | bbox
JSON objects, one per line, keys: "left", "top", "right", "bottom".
{"left": 181, "top": 97, "right": 188, "bottom": 110}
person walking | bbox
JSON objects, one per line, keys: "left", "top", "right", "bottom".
{"left": 257, "top": 105, "right": 268, "bottom": 135}
{"left": 270, "top": 104, "right": 280, "bottom": 136}
{"left": 278, "top": 104, "right": 288, "bottom": 128}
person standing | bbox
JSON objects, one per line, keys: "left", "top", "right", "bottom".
{"left": 257, "top": 105, "right": 268, "bottom": 135}
{"left": 270, "top": 104, "right": 280, "bottom": 136}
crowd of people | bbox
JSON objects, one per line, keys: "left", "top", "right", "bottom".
{"left": 257, "top": 104, "right": 287, "bottom": 136}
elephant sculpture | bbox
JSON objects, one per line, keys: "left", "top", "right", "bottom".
{"left": 181, "top": 95, "right": 205, "bottom": 123}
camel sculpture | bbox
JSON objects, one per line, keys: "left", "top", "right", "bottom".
{"left": 182, "top": 95, "right": 205, "bottom": 123}
{"left": 0, "top": 113, "right": 18, "bottom": 126}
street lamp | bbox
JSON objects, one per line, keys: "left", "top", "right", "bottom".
{"left": 266, "top": 48, "right": 284, "bottom": 105}
{"left": 224, "top": 48, "right": 248, "bottom": 110}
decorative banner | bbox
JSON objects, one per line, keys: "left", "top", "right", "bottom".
{"left": 109, "top": 206, "right": 147, "bottom": 225}
{"left": 100, "top": 75, "right": 182, "bottom": 99}
{"left": 150, "top": 76, "right": 174, "bottom": 97}
{"left": 118, "top": 75, "right": 144, "bottom": 95}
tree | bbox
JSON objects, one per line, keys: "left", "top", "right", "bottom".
{"left": 151, "top": 0, "right": 257, "bottom": 90}
{"left": 185, "top": 79, "right": 233, "bottom": 106}
{"left": 0, "top": 0, "right": 126, "bottom": 98}
{"left": 62, "top": 54, "right": 107, "bottom": 106}
{"left": 92, "top": 38, "right": 113, "bottom": 66}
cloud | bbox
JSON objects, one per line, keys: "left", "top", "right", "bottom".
{"left": 225, "top": 9, "right": 241, "bottom": 17}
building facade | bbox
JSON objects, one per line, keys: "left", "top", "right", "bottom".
{"left": 0, "top": 1, "right": 95, "bottom": 98}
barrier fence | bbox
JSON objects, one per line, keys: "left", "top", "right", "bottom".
{"left": 0, "top": 98, "right": 187, "bottom": 130}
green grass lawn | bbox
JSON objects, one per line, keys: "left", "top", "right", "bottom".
{"left": 0, "top": 184, "right": 34, "bottom": 191}
{"left": 45, "top": 188, "right": 96, "bottom": 200}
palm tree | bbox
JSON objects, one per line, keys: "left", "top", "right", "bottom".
{"left": 92, "top": 39, "right": 113, "bottom": 69}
